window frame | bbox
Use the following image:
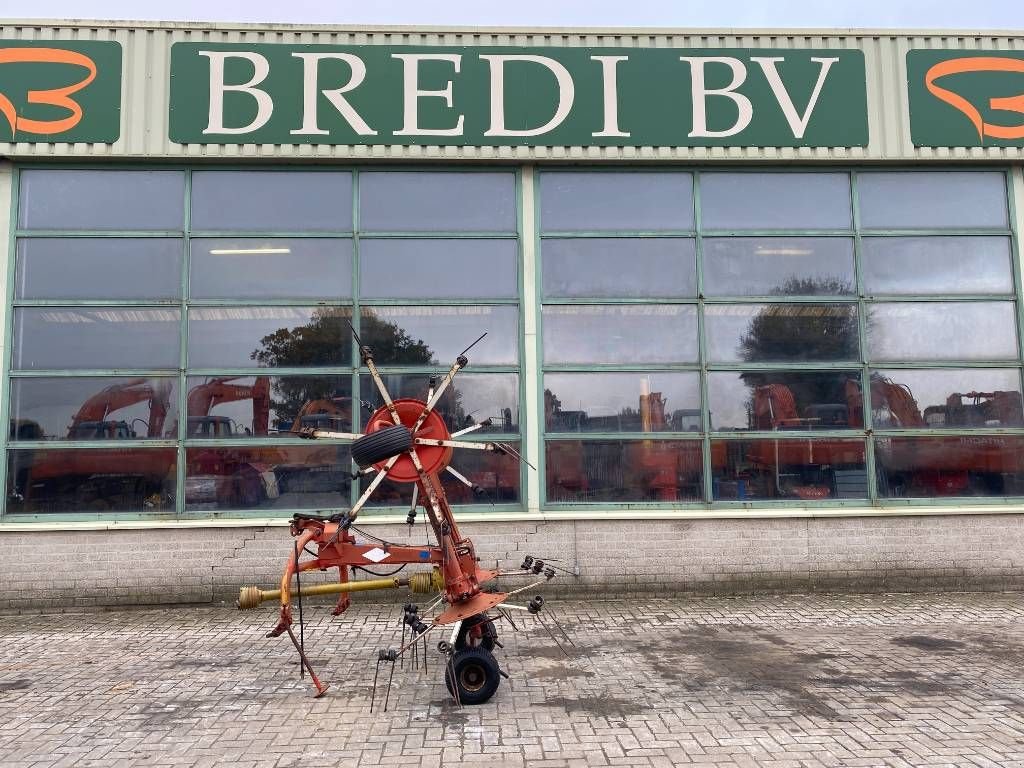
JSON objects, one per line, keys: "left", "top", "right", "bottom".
{"left": 1, "top": 165, "right": 525, "bottom": 522}
{"left": 536, "top": 166, "right": 1024, "bottom": 510}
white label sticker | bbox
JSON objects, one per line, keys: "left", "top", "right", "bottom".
{"left": 363, "top": 547, "right": 390, "bottom": 563}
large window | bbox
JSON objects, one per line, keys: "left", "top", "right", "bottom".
{"left": 540, "top": 169, "right": 1024, "bottom": 504}
{"left": 6, "top": 169, "right": 521, "bottom": 517}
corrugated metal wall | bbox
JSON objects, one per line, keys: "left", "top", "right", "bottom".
{"left": 1, "top": 20, "right": 1023, "bottom": 162}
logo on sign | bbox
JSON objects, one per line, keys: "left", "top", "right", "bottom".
{"left": 0, "top": 40, "right": 121, "bottom": 143}
{"left": 924, "top": 57, "right": 1024, "bottom": 142}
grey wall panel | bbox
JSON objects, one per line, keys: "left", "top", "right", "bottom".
{"left": 1, "top": 21, "right": 1023, "bottom": 162}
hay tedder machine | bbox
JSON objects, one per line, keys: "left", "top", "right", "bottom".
{"left": 237, "top": 326, "right": 571, "bottom": 707}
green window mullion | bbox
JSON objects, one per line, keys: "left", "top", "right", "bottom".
{"left": 851, "top": 170, "right": 878, "bottom": 503}
{"left": 177, "top": 168, "right": 193, "bottom": 521}
{"left": 539, "top": 230, "right": 697, "bottom": 238}
{"left": 695, "top": 170, "right": 714, "bottom": 505}
{"left": 351, "top": 168, "right": 362, "bottom": 509}
{"left": 0, "top": 168, "right": 21, "bottom": 520}
{"left": 358, "top": 231, "right": 518, "bottom": 240}
{"left": 1007, "top": 168, "right": 1024, "bottom": 368}
{"left": 13, "top": 230, "right": 185, "bottom": 238}
{"left": 186, "top": 231, "right": 354, "bottom": 239}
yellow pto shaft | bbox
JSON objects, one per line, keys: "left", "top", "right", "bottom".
{"left": 237, "top": 568, "right": 443, "bottom": 610}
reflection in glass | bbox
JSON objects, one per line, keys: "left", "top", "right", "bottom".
{"left": 542, "top": 238, "right": 696, "bottom": 298}
{"left": 545, "top": 439, "right": 703, "bottom": 502}
{"left": 7, "top": 448, "right": 176, "bottom": 514}
{"left": 858, "top": 172, "right": 1008, "bottom": 229}
{"left": 185, "top": 376, "right": 352, "bottom": 437}
{"left": 543, "top": 305, "right": 698, "bottom": 364}
{"left": 13, "top": 308, "right": 181, "bottom": 370}
{"left": 876, "top": 436, "right": 1024, "bottom": 498}
{"left": 861, "top": 237, "right": 1013, "bottom": 295}
{"left": 704, "top": 304, "right": 859, "bottom": 363}
{"left": 19, "top": 170, "right": 185, "bottom": 231}
{"left": 10, "top": 377, "right": 179, "bottom": 441}
{"left": 360, "top": 239, "right": 517, "bottom": 299}
{"left": 191, "top": 171, "right": 352, "bottom": 231}
{"left": 867, "top": 302, "right": 1018, "bottom": 361}
{"left": 189, "top": 239, "right": 352, "bottom": 299}
{"left": 185, "top": 445, "right": 352, "bottom": 511}
{"left": 16, "top": 239, "right": 182, "bottom": 300}
{"left": 708, "top": 371, "right": 861, "bottom": 431}
{"left": 544, "top": 372, "right": 700, "bottom": 432}
{"left": 540, "top": 172, "right": 694, "bottom": 232}
{"left": 868, "top": 369, "right": 1023, "bottom": 429}
{"left": 188, "top": 307, "right": 351, "bottom": 369}
{"left": 702, "top": 238, "right": 854, "bottom": 297}
{"left": 361, "top": 373, "right": 518, "bottom": 434}
{"left": 360, "top": 306, "right": 518, "bottom": 365}
{"left": 364, "top": 441, "right": 521, "bottom": 507}
{"left": 360, "top": 172, "right": 516, "bottom": 232}
{"left": 710, "top": 438, "right": 866, "bottom": 501}
{"left": 700, "top": 173, "right": 851, "bottom": 230}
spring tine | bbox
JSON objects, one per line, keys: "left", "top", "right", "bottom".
{"left": 370, "top": 659, "right": 381, "bottom": 713}
{"left": 547, "top": 609, "right": 577, "bottom": 647}
{"left": 447, "top": 652, "right": 462, "bottom": 709}
{"left": 384, "top": 659, "right": 396, "bottom": 712}
{"left": 536, "top": 613, "right": 570, "bottom": 658}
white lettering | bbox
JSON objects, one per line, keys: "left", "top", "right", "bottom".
{"left": 590, "top": 55, "right": 630, "bottom": 137}
{"left": 480, "top": 54, "right": 575, "bottom": 137}
{"left": 752, "top": 56, "right": 838, "bottom": 139}
{"left": 290, "top": 53, "right": 376, "bottom": 136}
{"left": 200, "top": 51, "right": 273, "bottom": 135}
{"left": 679, "top": 56, "right": 752, "bottom": 138}
{"left": 391, "top": 53, "right": 465, "bottom": 136}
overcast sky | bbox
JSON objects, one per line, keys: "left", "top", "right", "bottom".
{"left": 1, "top": 0, "right": 1023, "bottom": 29}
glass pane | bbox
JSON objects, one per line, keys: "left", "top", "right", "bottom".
{"left": 360, "top": 239, "right": 517, "bottom": 299}
{"left": 711, "top": 438, "right": 866, "bottom": 501}
{"left": 186, "top": 375, "right": 352, "bottom": 437}
{"left": 542, "top": 238, "right": 696, "bottom": 298}
{"left": 362, "top": 440, "right": 522, "bottom": 507}
{"left": 188, "top": 307, "right": 351, "bottom": 369}
{"left": 190, "top": 238, "right": 352, "bottom": 299}
{"left": 10, "top": 377, "right": 179, "bottom": 441}
{"left": 876, "top": 436, "right": 1024, "bottom": 498}
{"left": 868, "top": 369, "right": 1023, "bottom": 429}
{"left": 543, "top": 305, "right": 697, "bottom": 364}
{"left": 13, "top": 308, "right": 181, "bottom": 370}
{"left": 861, "top": 237, "right": 1013, "bottom": 295}
{"left": 867, "top": 302, "right": 1018, "bottom": 361}
{"left": 190, "top": 171, "right": 352, "bottom": 231}
{"left": 540, "top": 172, "right": 693, "bottom": 232}
{"left": 7, "top": 448, "right": 177, "bottom": 514}
{"left": 702, "top": 238, "right": 854, "bottom": 297}
{"left": 16, "top": 238, "right": 182, "bottom": 300}
{"left": 700, "top": 173, "right": 851, "bottom": 230}
{"left": 185, "top": 445, "right": 352, "bottom": 512}
{"left": 704, "top": 304, "right": 859, "bottom": 363}
{"left": 18, "top": 170, "right": 185, "bottom": 231}
{"left": 359, "top": 172, "right": 515, "bottom": 232}
{"left": 360, "top": 306, "right": 518, "bottom": 365}
{"left": 545, "top": 439, "right": 703, "bottom": 502}
{"left": 544, "top": 372, "right": 700, "bottom": 433}
{"left": 858, "top": 172, "right": 1008, "bottom": 229}
{"left": 361, "top": 373, "right": 518, "bottom": 435}
{"left": 708, "top": 371, "right": 861, "bottom": 431}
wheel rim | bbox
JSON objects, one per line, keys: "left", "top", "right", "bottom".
{"left": 459, "top": 662, "right": 487, "bottom": 693}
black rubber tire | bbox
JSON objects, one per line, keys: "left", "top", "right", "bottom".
{"left": 444, "top": 647, "right": 501, "bottom": 705}
{"left": 455, "top": 613, "right": 498, "bottom": 651}
{"left": 351, "top": 425, "right": 413, "bottom": 468}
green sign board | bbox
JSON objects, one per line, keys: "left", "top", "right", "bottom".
{"left": 169, "top": 44, "right": 867, "bottom": 147}
{"left": 908, "top": 50, "right": 1024, "bottom": 147}
{"left": 0, "top": 40, "right": 121, "bottom": 143}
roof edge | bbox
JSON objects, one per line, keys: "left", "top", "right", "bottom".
{"left": 2, "top": 18, "right": 1024, "bottom": 38}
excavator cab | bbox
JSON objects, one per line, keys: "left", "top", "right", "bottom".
{"left": 67, "top": 419, "right": 137, "bottom": 440}
{"left": 186, "top": 415, "right": 239, "bottom": 438}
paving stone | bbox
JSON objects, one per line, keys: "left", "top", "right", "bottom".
{"left": 1, "top": 594, "right": 1024, "bottom": 767}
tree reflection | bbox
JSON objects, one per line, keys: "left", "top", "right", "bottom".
{"left": 738, "top": 277, "right": 858, "bottom": 428}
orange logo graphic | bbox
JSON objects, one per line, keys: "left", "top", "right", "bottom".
{"left": 0, "top": 47, "right": 97, "bottom": 137}
{"left": 925, "top": 57, "right": 1024, "bottom": 141}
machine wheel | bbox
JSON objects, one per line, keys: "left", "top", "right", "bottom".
{"left": 444, "top": 647, "right": 501, "bottom": 705}
{"left": 351, "top": 425, "right": 413, "bottom": 468}
{"left": 455, "top": 613, "right": 498, "bottom": 651}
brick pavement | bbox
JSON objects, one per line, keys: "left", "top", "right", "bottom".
{"left": 1, "top": 593, "right": 1023, "bottom": 767}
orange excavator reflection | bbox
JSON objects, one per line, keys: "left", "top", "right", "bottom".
{"left": 12, "top": 378, "right": 175, "bottom": 511}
